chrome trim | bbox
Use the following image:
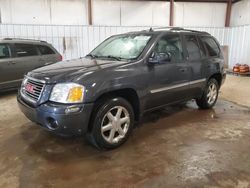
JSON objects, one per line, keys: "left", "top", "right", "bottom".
{"left": 150, "top": 78, "right": 206, "bottom": 94}
{"left": 150, "top": 82, "right": 189, "bottom": 94}
{"left": 20, "top": 91, "right": 37, "bottom": 104}
{"left": 25, "top": 75, "right": 46, "bottom": 84}
{"left": 189, "top": 78, "right": 206, "bottom": 85}
{"left": 21, "top": 76, "right": 46, "bottom": 104}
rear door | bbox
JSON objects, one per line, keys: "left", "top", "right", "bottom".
{"left": 183, "top": 34, "right": 207, "bottom": 98}
{"left": 12, "top": 43, "right": 41, "bottom": 81}
{"left": 145, "top": 33, "right": 192, "bottom": 110}
{"left": 36, "top": 44, "right": 61, "bottom": 65}
{"left": 200, "top": 36, "right": 224, "bottom": 78}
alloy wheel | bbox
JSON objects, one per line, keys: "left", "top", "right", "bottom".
{"left": 207, "top": 83, "right": 218, "bottom": 105}
{"left": 101, "top": 106, "right": 130, "bottom": 144}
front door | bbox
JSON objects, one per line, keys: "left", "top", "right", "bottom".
{"left": 0, "top": 43, "right": 19, "bottom": 89}
{"left": 145, "top": 34, "right": 191, "bottom": 110}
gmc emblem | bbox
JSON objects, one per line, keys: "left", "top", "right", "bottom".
{"left": 25, "top": 83, "right": 35, "bottom": 93}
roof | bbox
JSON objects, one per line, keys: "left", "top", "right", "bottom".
{"left": 0, "top": 38, "right": 47, "bottom": 44}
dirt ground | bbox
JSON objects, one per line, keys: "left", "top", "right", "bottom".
{"left": 0, "top": 75, "right": 249, "bottom": 188}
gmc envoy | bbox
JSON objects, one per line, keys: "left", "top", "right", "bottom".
{"left": 18, "top": 27, "right": 226, "bottom": 149}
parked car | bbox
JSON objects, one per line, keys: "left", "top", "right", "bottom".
{"left": 18, "top": 27, "right": 226, "bottom": 149}
{"left": 0, "top": 38, "right": 62, "bottom": 91}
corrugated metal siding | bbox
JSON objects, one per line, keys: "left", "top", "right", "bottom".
{"left": 0, "top": 24, "right": 148, "bottom": 60}
{"left": 187, "top": 26, "right": 250, "bottom": 68}
{"left": 0, "top": 24, "right": 249, "bottom": 68}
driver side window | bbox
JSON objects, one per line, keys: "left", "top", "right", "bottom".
{"left": 155, "top": 35, "right": 183, "bottom": 62}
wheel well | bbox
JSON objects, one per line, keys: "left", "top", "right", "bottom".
{"left": 209, "top": 73, "right": 222, "bottom": 87}
{"left": 88, "top": 88, "right": 140, "bottom": 132}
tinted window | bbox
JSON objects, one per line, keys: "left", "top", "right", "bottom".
{"left": 15, "top": 44, "right": 38, "bottom": 57}
{"left": 185, "top": 35, "right": 201, "bottom": 61}
{"left": 197, "top": 37, "right": 206, "bottom": 58}
{"left": 201, "top": 36, "right": 220, "bottom": 57}
{"left": 37, "top": 45, "right": 55, "bottom": 55}
{"left": 0, "top": 44, "right": 10, "bottom": 59}
{"left": 155, "top": 35, "right": 183, "bottom": 61}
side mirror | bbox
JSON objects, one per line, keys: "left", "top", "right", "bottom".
{"left": 148, "top": 52, "right": 171, "bottom": 64}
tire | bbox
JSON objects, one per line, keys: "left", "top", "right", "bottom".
{"left": 196, "top": 78, "right": 219, "bottom": 109}
{"left": 87, "top": 97, "right": 134, "bottom": 150}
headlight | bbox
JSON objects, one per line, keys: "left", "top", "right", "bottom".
{"left": 50, "top": 83, "right": 85, "bottom": 104}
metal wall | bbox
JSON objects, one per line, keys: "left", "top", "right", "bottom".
{"left": 187, "top": 26, "right": 250, "bottom": 68}
{"left": 0, "top": 0, "right": 226, "bottom": 27}
{"left": 0, "top": 24, "right": 249, "bottom": 68}
{"left": 231, "top": 0, "right": 250, "bottom": 26}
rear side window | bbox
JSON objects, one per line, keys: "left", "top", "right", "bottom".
{"left": 15, "top": 44, "right": 38, "bottom": 57}
{"left": 201, "top": 36, "right": 220, "bottom": 57}
{"left": 37, "top": 45, "right": 55, "bottom": 55}
{"left": 0, "top": 44, "right": 10, "bottom": 59}
{"left": 184, "top": 35, "right": 201, "bottom": 61}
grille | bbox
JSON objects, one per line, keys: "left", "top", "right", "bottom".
{"left": 21, "top": 77, "right": 45, "bottom": 103}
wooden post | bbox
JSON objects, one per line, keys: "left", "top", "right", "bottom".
{"left": 170, "top": 0, "right": 174, "bottom": 26}
{"left": 225, "top": 0, "right": 232, "bottom": 27}
{"left": 88, "top": 0, "right": 92, "bottom": 25}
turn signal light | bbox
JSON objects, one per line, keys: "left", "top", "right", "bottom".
{"left": 67, "top": 87, "right": 84, "bottom": 103}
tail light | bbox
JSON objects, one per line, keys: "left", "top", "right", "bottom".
{"left": 59, "top": 55, "right": 63, "bottom": 61}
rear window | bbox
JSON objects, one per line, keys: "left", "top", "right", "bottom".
{"left": 15, "top": 43, "right": 38, "bottom": 57}
{"left": 0, "top": 44, "right": 10, "bottom": 59}
{"left": 37, "top": 45, "right": 55, "bottom": 55}
{"left": 201, "top": 36, "right": 220, "bottom": 57}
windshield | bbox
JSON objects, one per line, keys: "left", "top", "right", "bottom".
{"left": 88, "top": 34, "right": 152, "bottom": 61}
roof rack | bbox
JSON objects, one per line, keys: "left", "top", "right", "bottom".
{"left": 2, "top": 38, "right": 47, "bottom": 43}
{"left": 148, "top": 27, "right": 184, "bottom": 31}
{"left": 147, "top": 27, "right": 210, "bottom": 35}
{"left": 171, "top": 28, "right": 210, "bottom": 35}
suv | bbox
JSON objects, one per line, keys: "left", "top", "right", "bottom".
{"left": 17, "top": 28, "right": 226, "bottom": 149}
{"left": 0, "top": 38, "right": 62, "bottom": 91}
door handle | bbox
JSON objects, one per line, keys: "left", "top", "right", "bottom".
{"left": 8, "top": 61, "right": 16, "bottom": 65}
{"left": 179, "top": 68, "right": 187, "bottom": 72}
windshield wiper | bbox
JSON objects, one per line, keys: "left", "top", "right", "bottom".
{"left": 86, "top": 54, "right": 123, "bottom": 61}
{"left": 86, "top": 54, "right": 99, "bottom": 59}
{"left": 99, "top": 55, "right": 122, "bottom": 61}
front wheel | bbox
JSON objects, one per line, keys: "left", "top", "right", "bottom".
{"left": 87, "top": 97, "right": 134, "bottom": 150}
{"left": 196, "top": 78, "right": 219, "bottom": 109}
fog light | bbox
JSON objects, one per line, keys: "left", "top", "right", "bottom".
{"left": 65, "top": 106, "right": 81, "bottom": 114}
{"left": 47, "top": 117, "right": 59, "bottom": 130}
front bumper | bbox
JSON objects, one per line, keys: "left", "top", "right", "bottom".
{"left": 17, "top": 95, "right": 94, "bottom": 136}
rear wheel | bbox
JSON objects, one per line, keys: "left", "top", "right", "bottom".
{"left": 87, "top": 97, "right": 134, "bottom": 149}
{"left": 196, "top": 78, "right": 219, "bottom": 109}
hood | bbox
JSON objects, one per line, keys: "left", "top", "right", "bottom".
{"left": 28, "top": 58, "right": 127, "bottom": 83}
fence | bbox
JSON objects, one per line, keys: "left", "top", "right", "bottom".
{"left": 1, "top": 24, "right": 250, "bottom": 68}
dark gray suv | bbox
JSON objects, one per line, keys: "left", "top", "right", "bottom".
{"left": 0, "top": 38, "right": 62, "bottom": 91}
{"left": 18, "top": 28, "right": 226, "bottom": 149}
